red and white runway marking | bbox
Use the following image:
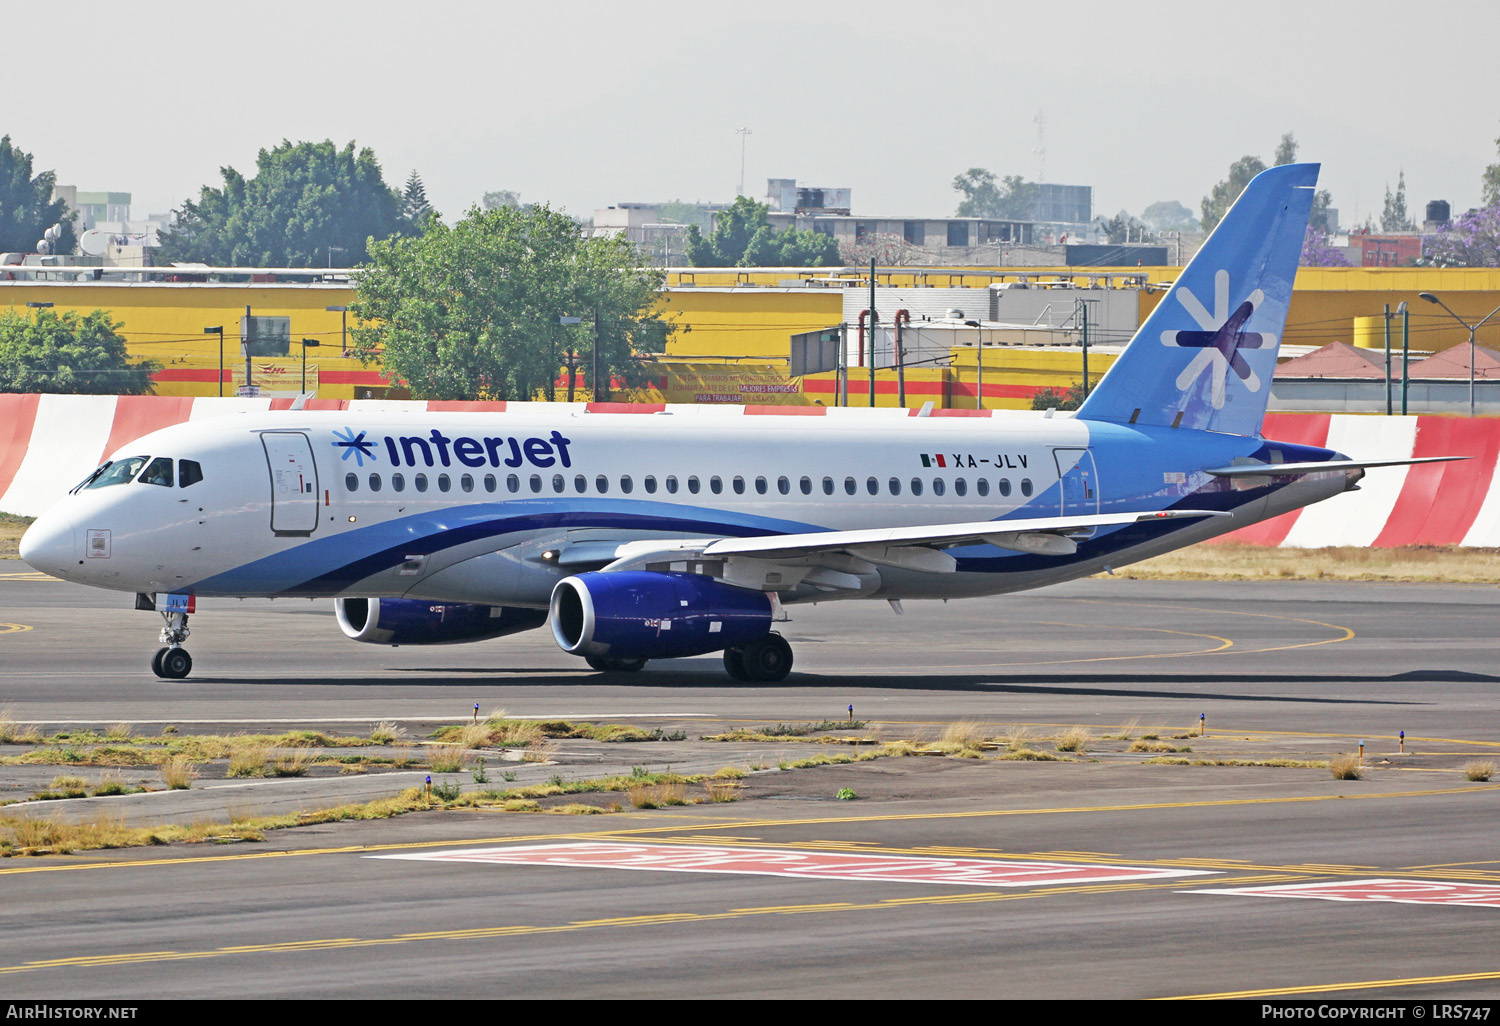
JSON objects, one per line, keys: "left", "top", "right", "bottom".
{"left": 1193, "top": 878, "right": 1500, "bottom": 909}
{"left": 373, "top": 841, "right": 1215, "bottom": 888}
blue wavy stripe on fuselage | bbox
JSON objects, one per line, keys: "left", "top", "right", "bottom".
{"left": 188, "top": 499, "right": 828, "bottom": 596}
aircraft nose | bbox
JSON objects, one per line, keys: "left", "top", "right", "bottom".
{"left": 19, "top": 510, "right": 77, "bottom": 578}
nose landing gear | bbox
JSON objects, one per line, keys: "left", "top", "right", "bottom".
{"left": 152, "top": 609, "right": 192, "bottom": 679}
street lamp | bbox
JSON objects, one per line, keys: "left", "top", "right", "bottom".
{"left": 204, "top": 326, "right": 225, "bottom": 397}
{"left": 325, "top": 305, "right": 349, "bottom": 355}
{"left": 734, "top": 127, "right": 751, "bottom": 197}
{"left": 298, "top": 338, "right": 321, "bottom": 395}
{"left": 560, "top": 316, "right": 582, "bottom": 401}
{"left": 327, "top": 245, "right": 346, "bottom": 269}
{"left": 1418, "top": 292, "right": 1500, "bottom": 417}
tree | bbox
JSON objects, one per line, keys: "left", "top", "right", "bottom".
{"left": 951, "top": 169, "right": 1038, "bottom": 220}
{"left": 1030, "top": 382, "right": 1088, "bottom": 411}
{"left": 1483, "top": 130, "right": 1500, "bottom": 208}
{"left": 482, "top": 190, "right": 520, "bottom": 211}
{"left": 685, "top": 196, "right": 839, "bottom": 267}
{"left": 1274, "top": 132, "right": 1299, "bottom": 167}
{"left": 155, "top": 140, "right": 415, "bottom": 267}
{"left": 1300, "top": 226, "right": 1350, "bottom": 267}
{"left": 351, "top": 204, "right": 671, "bottom": 401}
{"left": 1141, "top": 200, "right": 1197, "bottom": 232}
{"left": 1096, "top": 211, "right": 1155, "bottom": 244}
{"left": 1381, "top": 171, "right": 1415, "bottom": 232}
{"left": 0, "top": 308, "right": 156, "bottom": 394}
{"left": 1200, "top": 156, "right": 1267, "bottom": 233}
{"left": 0, "top": 135, "right": 76, "bottom": 255}
{"left": 402, "top": 170, "right": 437, "bottom": 228}
{"left": 1422, "top": 203, "right": 1500, "bottom": 267}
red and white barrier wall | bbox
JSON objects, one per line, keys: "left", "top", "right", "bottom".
{"left": 2, "top": 395, "right": 1499, "bottom": 547}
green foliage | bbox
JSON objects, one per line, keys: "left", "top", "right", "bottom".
{"left": 1141, "top": 200, "right": 1197, "bottom": 232}
{"left": 1096, "top": 211, "right": 1155, "bottom": 244}
{"left": 1030, "top": 381, "right": 1088, "bottom": 411}
{"left": 0, "top": 308, "right": 156, "bottom": 395}
{"left": 1381, "top": 171, "right": 1415, "bottom": 232}
{"left": 432, "top": 778, "right": 463, "bottom": 801}
{"left": 482, "top": 190, "right": 520, "bottom": 211}
{"left": 836, "top": 787, "right": 857, "bottom": 800}
{"left": 685, "top": 196, "right": 840, "bottom": 267}
{"left": 1200, "top": 155, "right": 1266, "bottom": 233}
{"left": 401, "top": 170, "right": 438, "bottom": 228}
{"left": 0, "top": 135, "right": 76, "bottom": 254}
{"left": 155, "top": 139, "right": 416, "bottom": 267}
{"left": 1273, "top": 132, "right": 1299, "bottom": 168}
{"left": 1484, "top": 132, "right": 1500, "bottom": 208}
{"left": 951, "top": 169, "right": 1038, "bottom": 220}
{"left": 352, "top": 203, "right": 671, "bottom": 400}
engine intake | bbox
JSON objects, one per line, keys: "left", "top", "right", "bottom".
{"left": 335, "top": 597, "right": 546, "bottom": 646}
{"left": 550, "top": 571, "right": 771, "bottom": 660}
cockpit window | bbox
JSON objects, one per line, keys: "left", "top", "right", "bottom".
{"left": 179, "top": 460, "right": 204, "bottom": 487}
{"left": 138, "top": 457, "right": 175, "bottom": 488}
{"left": 81, "top": 456, "right": 149, "bottom": 490}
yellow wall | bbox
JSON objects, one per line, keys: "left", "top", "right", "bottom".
{"left": 659, "top": 288, "right": 842, "bottom": 362}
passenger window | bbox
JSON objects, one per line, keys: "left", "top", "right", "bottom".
{"left": 910, "top": 478, "right": 923, "bottom": 496}
{"left": 483, "top": 474, "right": 497, "bottom": 492}
{"left": 755, "top": 477, "right": 768, "bottom": 495}
{"left": 888, "top": 477, "right": 901, "bottom": 495}
{"left": 866, "top": 477, "right": 878, "bottom": 496}
{"left": 954, "top": 478, "right": 967, "bottom": 497}
{"left": 644, "top": 476, "right": 657, "bottom": 494}
{"left": 460, "top": 474, "right": 474, "bottom": 493}
{"left": 392, "top": 473, "right": 406, "bottom": 493}
{"left": 1020, "top": 478, "right": 1033, "bottom": 497}
{"left": 976, "top": 478, "right": 990, "bottom": 497}
{"left": 731, "top": 476, "right": 745, "bottom": 495}
{"left": 668, "top": 476, "right": 681, "bottom": 494}
{"left": 822, "top": 477, "right": 834, "bottom": 495}
{"left": 843, "top": 477, "right": 856, "bottom": 496}
{"left": 552, "top": 475, "right": 565, "bottom": 493}
{"left": 507, "top": 474, "right": 520, "bottom": 493}
{"left": 574, "top": 474, "right": 587, "bottom": 493}
{"left": 345, "top": 472, "right": 359, "bottom": 492}
{"left": 413, "top": 473, "right": 428, "bottom": 493}
{"left": 687, "top": 476, "right": 700, "bottom": 494}
{"left": 932, "top": 478, "right": 946, "bottom": 496}
{"left": 438, "top": 474, "right": 451, "bottom": 492}
{"left": 530, "top": 474, "right": 542, "bottom": 493}
{"left": 369, "top": 473, "right": 382, "bottom": 492}
{"left": 710, "top": 476, "right": 723, "bottom": 495}
{"left": 596, "top": 475, "right": 609, "bottom": 493}
{"left": 619, "top": 475, "right": 632, "bottom": 494}
{"left": 800, "top": 476, "right": 812, "bottom": 495}
{"left": 138, "top": 457, "right": 174, "bottom": 487}
{"left": 998, "top": 478, "right": 1012, "bottom": 497}
{"left": 777, "top": 476, "right": 790, "bottom": 495}
{"left": 178, "top": 460, "right": 204, "bottom": 487}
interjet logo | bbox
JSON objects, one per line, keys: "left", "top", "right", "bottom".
{"left": 331, "top": 427, "right": 575, "bottom": 470}
{"left": 1160, "top": 268, "right": 1274, "bottom": 409}
{"left": 333, "top": 427, "right": 378, "bottom": 467}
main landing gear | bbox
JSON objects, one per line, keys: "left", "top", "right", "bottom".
{"left": 723, "top": 632, "right": 793, "bottom": 683}
{"left": 152, "top": 609, "right": 193, "bottom": 680}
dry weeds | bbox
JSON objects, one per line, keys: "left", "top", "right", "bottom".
{"left": 1464, "top": 760, "right": 1495, "bottom": 782}
{"left": 1112, "top": 543, "right": 1500, "bottom": 582}
{"left": 1330, "top": 754, "right": 1364, "bottom": 780}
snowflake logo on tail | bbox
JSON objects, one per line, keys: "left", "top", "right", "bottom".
{"left": 332, "top": 427, "right": 377, "bottom": 467}
{"left": 1160, "top": 269, "right": 1274, "bottom": 409}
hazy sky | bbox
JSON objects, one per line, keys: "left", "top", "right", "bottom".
{"left": 10, "top": 0, "right": 1498, "bottom": 228}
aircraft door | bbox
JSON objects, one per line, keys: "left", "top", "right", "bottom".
{"left": 262, "top": 431, "right": 320, "bottom": 536}
{"left": 1052, "top": 447, "right": 1099, "bottom": 522}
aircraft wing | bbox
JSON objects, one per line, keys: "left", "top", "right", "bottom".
{"left": 700, "top": 509, "right": 1227, "bottom": 561}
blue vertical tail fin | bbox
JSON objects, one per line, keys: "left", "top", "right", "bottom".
{"left": 1075, "top": 162, "right": 1318, "bottom": 436}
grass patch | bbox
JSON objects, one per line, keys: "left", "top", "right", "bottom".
{"left": 227, "top": 746, "right": 269, "bottom": 778}
{"left": 1464, "top": 760, "right": 1495, "bottom": 782}
{"left": 0, "top": 514, "right": 34, "bottom": 558}
{"left": 1110, "top": 543, "right": 1500, "bottom": 583}
{"left": 270, "top": 751, "right": 310, "bottom": 777}
{"left": 702, "top": 778, "right": 742, "bottom": 803}
{"left": 160, "top": 756, "right": 196, "bottom": 790}
{"left": 427, "top": 745, "right": 465, "bottom": 774}
{"left": 1330, "top": 754, "right": 1363, "bottom": 780}
{"left": 998, "top": 748, "right": 1061, "bottom": 762}
{"left": 369, "top": 720, "right": 407, "bottom": 745}
{"left": 1054, "top": 727, "right": 1092, "bottom": 753}
{"left": 1129, "top": 740, "right": 1191, "bottom": 754}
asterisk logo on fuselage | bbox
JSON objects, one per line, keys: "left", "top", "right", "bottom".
{"left": 333, "top": 427, "right": 377, "bottom": 466}
{"left": 1161, "top": 269, "right": 1274, "bottom": 409}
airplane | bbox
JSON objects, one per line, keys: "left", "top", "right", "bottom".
{"left": 17, "top": 163, "right": 1454, "bottom": 681}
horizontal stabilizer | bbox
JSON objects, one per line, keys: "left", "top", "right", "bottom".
{"left": 1204, "top": 456, "right": 1467, "bottom": 477}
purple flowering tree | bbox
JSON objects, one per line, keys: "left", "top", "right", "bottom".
{"left": 1423, "top": 204, "right": 1500, "bottom": 267}
{"left": 1300, "top": 226, "right": 1349, "bottom": 267}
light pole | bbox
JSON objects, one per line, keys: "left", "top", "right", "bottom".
{"left": 327, "top": 245, "right": 346, "bottom": 269}
{"left": 1419, "top": 292, "right": 1500, "bottom": 417}
{"left": 298, "top": 338, "right": 321, "bottom": 395}
{"left": 204, "top": 326, "right": 225, "bottom": 396}
{"left": 560, "top": 316, "right": 582, "bottom": 401}
{"left": 734, "top": 127, "right": 751, "bottom": 197}
{"left": 326, "top": 305, "right": 348, "bottom": 355}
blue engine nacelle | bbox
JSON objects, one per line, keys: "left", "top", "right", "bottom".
{"left": 549, "top": 571, "right": 772, "bottom": 660}
{"left": 335, "top": 597, "right": 547, "bottom": 646}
